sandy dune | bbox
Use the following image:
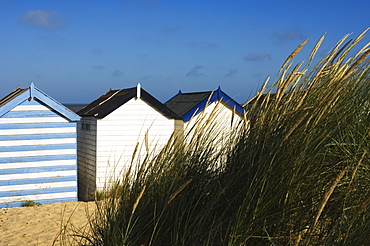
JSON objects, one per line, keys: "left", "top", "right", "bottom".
{"left": 0, "top": 201, "right": 96, "bottom": 246}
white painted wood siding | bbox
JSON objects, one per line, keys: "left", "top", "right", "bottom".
{"left": 183, "top": 101, "right": 244, "bottom": 149}
{"left": 95, "top": 98, "right": 175, "bottom": 190}
{"left": 0, "top": 101, "right": 78, "bottom": 208}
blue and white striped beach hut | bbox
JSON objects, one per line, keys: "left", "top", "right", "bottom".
{"left": 0, "top": 83, "right": 80, "bottom": 208}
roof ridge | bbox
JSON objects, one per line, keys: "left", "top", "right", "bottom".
{"left": 78, "top": 86, "right": 179, "bottom": 119}
{"left": 178, "top": 90, "right": 213, "bottom": 95}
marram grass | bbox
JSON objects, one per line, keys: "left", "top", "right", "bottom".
{"left": 62, "top": 29, "right": 370, "bottom": 245}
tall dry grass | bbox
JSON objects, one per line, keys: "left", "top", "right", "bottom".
{"left": 64, "top": 29, "right": 370, "bottom": 245}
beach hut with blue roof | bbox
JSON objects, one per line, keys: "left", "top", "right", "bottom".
{"left": 165, "top": 86, "right": 245, "bottom": 141}
{"left": 0, "top": 83, "right": 80, "bottom": 208}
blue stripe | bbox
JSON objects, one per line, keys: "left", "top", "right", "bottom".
{"left": 0, "top": 122, "right": 75, "bottom": 129}
{"left": 0, "top": 176, "right": 77, "bottom": 186}
{"left": 0, "top": 186, "right": 77, "bottom": 198}
{"left": 0, "top": 132, "right": 76, "bottom": 141}
{"left": 0, "top": 143, "right": 76, "bottom": 152}
{"left": 0, "top": 165, "right": 76, "bottom": 175}
{"left": 1, "top": 110, "right": 61, "bottom": 118}
{"left": 0, "top": 154, "right": 76, "bottom": 163}
{"left": 0, "top": 197, "right": 78, "bottom": 208}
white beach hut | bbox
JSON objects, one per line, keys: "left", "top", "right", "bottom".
{"left": 0, "top": 83, "right": 80, "bottom": 208}
{"left": 77, "top": 84, "right": 179, "bottom": 201}
{"left": 165, "top": 86, "right": 245, "bottom": 138}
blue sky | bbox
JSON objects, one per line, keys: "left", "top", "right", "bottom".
{"left": 1, "top": 0, "right": 369, "bottom": 104}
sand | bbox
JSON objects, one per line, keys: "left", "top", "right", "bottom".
{"left": 0, "top": 201, "right": 96, "bottom": 246}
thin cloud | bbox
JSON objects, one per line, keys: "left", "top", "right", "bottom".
{"left": 186, "top": 65, "right": 204, "bottom": 77}
{"left": 163, "top": 26, "right": 182, "bottom": 34}
{"left": 20, "top": 10, "right": 64, "bottom": 29}
{"left": 112, "top": 70, "right": 124, "bottom": 77}
{"left": 186, "top": 41, "right": 218, "bottom": 50}
{"left": 225, "top": 69, "right": 238, "bottom": 77}
{"left": 244, "top": 51, "right": 271, "bottom": 62}
{"left": 92, "top": 65, "right": 105, "bottom": 70}
{"left": 273, "top": 30, "right": 306, "bottom": 42}
{"left": 124, "top": 0, "right": 159, "bottom": 8}
{"left": 40, "top": 33, "right": 66, "bottom": 46}
{"left": 91, "top": 47, "right": 103, "bottom": 55}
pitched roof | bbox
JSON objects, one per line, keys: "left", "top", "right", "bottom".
{"left": 165, "top": 87, "right": 245, "bottom": 122}
{"left": 77, "top": 85, "right": 180, "bottom": 119}
{"left": 164, "top": 91, "right": 212, "bottom": 117}
{"left": 0, "top": 83, "right": 80, "bottom": 121}
{"left": 0, "top": 87, "right": 28, "bottom": 107}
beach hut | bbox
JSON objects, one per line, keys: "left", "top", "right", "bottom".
{"left": 77, "top": 84, "right": 179, "bottom": 201}
{"left": 0, "top": 83, "right": 80, "bottom": 208}
{"left": 165, "top": 86, "right": 245, "bottom": 138}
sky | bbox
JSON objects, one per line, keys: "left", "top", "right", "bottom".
{"left": 1, "top": 0, "right": 369, "bottom": 104}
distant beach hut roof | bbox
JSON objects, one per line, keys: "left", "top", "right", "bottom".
{"left": 165, "top": 86, "right": 245, "bottom": 122}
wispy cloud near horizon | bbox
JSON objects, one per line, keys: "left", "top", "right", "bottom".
{"left": 123, "top": 0, "right": 159, "bottom": 8}
{"left": 186, "top": 65, "right": 204, "bottom": 77}
{"left": 273, "top": 30, "right": 306, "bottom": 42}
{"left": 225, "top": 69, "right": 238, "bottom": 77}
{"left": 91, "top": 47, "right": 103, "bottom": 55}
{"left": 244, "top": 51, "right": 271, "bottom": 62}
{"left": 112, "top": 70, "right": 124, "bottom": 77}
{"left": 163, "top": 26, "right": 182, "bottom": 34}
{"left": 20, "top": 10, "right": 64, "bottom": 29}
{"left": 92, "top": 65, "right": 105, "bottom": 70}
{"left": 186, "top": 41, "right": 218, "bottom": 50}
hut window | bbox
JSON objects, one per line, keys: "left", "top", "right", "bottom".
{"left": 81, "top": 123, "right": 90, "bottom": 130}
